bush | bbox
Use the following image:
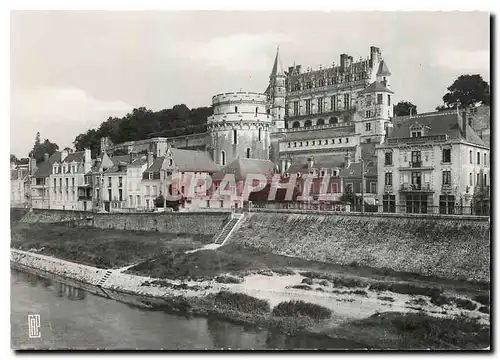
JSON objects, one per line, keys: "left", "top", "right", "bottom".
{"left": 272, "top": 300, "right": 332, "bottom": 321}
{"left": 319, "top": 280, "right": 330, "bottom": 287}
{"left": 301, "top": 277, "right": 314, "bottom": 285}
{"left": 378, "top": 296, "right": 395, "bottom": 302}
{"left": 452, "top": 297, "right": 476, "bottom": 311}
{"left": 407, "top": 298, "right": 428, "bottom": 307}
{"left": 271, "top": 268, "right": 295, "bottom": 276}
{"left": 369, "top": 282, "right": 442, "bottom": 298}
{"left": 298, "top": 271, "right": 365, "bottom": 288}
{"left": 291, "top": 284, "right": 312, "bottom": 290}
{"left": 478, "top": 306, "right": 489, "bottom": 315}
{"left": 215, "top": 275, "right": 242, "bottom": 284}
{"left": 474, "top": 294, "right": 490, "bottom": 306}
{"left": 211, "top": 291, "right": 270, "bottom": 314}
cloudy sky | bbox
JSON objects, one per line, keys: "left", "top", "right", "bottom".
{"left": 10, "top": 11, "right": 490, "bottom": 157}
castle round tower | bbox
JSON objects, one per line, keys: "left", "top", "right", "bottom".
{"left": 208, "top": 91, "right": 273, "bottom": 166}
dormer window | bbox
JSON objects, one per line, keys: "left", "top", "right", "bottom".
{"left": 148, "top": 172, "right": 153, "bottom": 180}
{"left": 168, "top": 159, "right": 173, "bottom": 167}
{"left": 411, "top": 131, "right": 422, "bottom": 138}
{"left": 410, "top": 124, "right": 426, "bottom": 137}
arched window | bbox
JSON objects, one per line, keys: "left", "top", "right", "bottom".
{"left": 235, "top": 106, "right": 238, "bottom": 113}
{"left": 258, "top": 127, "right": 262, "bottom": 141}
{"left": 233, "top": 129, "right": 238, "bottom": 145}
{"left": 317, "top": 118, "right": 325, "bottom": 126}
{"left": 221, "top": 151, "right": 226, "bottom": 166}
{"left": 246, "top": 148, "right": 251, "bottom": 159}
{"left": 304, "top": 120, "right": 312, "bottom": 127}
{"left": 292, "top": 121, "right": 300, "bottom": 128}
{"left": 329, "top": 117, "right": 338, "bottom": 124}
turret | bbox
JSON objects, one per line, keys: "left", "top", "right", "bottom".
{"left": 376, "top": 60, "right": 392, "bottom": 88}
{"left": 268, "top": 46, "right": 286, "bottom": 129}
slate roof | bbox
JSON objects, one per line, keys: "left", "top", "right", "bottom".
{"left": 389, "top": 112, "right": 487, "bottom": 147}
{"left": 168, "top": 148, "right": 219, "bottom": 172}
{"left": 361, "top": 81, "right": 394, "bottom": 94}
{"left": 286, "top": 154, "right": 346, "bottom": 174}
{"left": 338, "top": 162, "right": 377, "bottom": 178}
{"left": 62, "top": 151, "right": 85, "bottom": 163}
{"left": 32, "top": 152, "right": 61, "bottom": 178}
{"left": 377, "top": 60, "right": 391, "bottom": 76}
{"left": 145, "top": 156, "right": 166, "bottom": 173}
{"left": 11, "top": 168, "right": 29, "bottom": 180}
{"left": 270, "top": 46, "right": 285, "bottom": 77}
{"left": 212, "top": 158, "right": 276, "bottom": 181}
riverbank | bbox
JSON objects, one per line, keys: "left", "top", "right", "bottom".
{"left": 11, "top": 248, "right": 490, "bottom": 349}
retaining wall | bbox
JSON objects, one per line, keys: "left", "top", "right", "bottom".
{"left": 230, "top": 211, "right": 490, "bottom": 282}
{"left": 18, "top": 209, "right": 230, "bottom": 236}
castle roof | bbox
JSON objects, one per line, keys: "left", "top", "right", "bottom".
{"left": 62, "top": 151, "right": 85, "bottom": 163}
{"left": 32, "top": 152, "right": 61, "bottom": 178}
{"left": 377, "top": 60, "right": 391, "bottom": 76}
{"left": 270, "top": 46, "right": 284, "bottom": 78}
{"left": 166, "top": 148, "right": 219, "bottom": 172}
{"left": 361, "top": 81, "right": 394, "bottom": 94}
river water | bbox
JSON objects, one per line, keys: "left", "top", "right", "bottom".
{"left": 11, "top": 269, "right": 360, "bottom": 350}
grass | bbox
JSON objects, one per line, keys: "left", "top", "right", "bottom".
{"left": 369, "top": 282, "right": 442, "bottom": 298}
{"left": 299, "top": 271, "right": 367, "bottom": 288}
{"left": 301, "top": 277, "right": 314, "bottom": 285}
{"left": 291, "top": 284, "right": 312, "bottom": 290}
{"left": 215, "top": 275, "right": 243, "bottom": 284}
{"left": 11, "top": 223, "right": 206, "bottom": 269}
{"left": 451, "top": 297, "right": 476, "bottom": 311}
{"left": 141, "top": 279, "right": 210, "bottom": 291}
{"left": 378, "top": 296, "right": 395, "bottom": 302}
{"left": 272, "top": 300, "right": 332, "bottom": 321}
{"left": 209, "top": 291, "right": 270, "bottom": 315}
{"left": 330, "top": 312, "right": 490, "bottom": 349}
{"left": 478, "top": 306, "right": 490, "bottom": 315}
{"left": 474, "top": 294, "right": 490, "bottom": 306}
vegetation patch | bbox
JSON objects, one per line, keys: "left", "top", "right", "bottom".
{"left": 291, "top": 284, "right": 312, "bottom": 290}
{"left": 209, "top": 291, "right": 270, "bottom": 315}
{"left": 378, "top": 296, "right": 395, "bottom": 302}
{"left": 473, "top": 294, "right": 490, "bottom": 306}
{"left": 141, "top": 279, "right": 209, "bottom": 291}
{"left": 301, "top": 277, "right": 314, "bottom": 285}
{"left": 478, "top": 306, "right": 490, "bottom": 315}
{"left": 369, "top": 282, "right": 442, "bottom": 298}
{"left": 272, "top": 300, "right": 332, "bottom": 321}
{"left": 451, "top": 297, "right": 476, "bottom": 311}
{"left": 299, "top": 271, "right": 367, "bottom": 288}
{"left": 406, "top": 298, "right": 428, "bottom": 307}
{"left": 215, "top": 275, "right": 243, "bottom": 284}
{"left": 271, "top": 268, "right": 295, "bottom": 276}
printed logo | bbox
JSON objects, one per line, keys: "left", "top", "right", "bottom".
{"left": 28, "top": 314, "right": 41, "bottom": 338}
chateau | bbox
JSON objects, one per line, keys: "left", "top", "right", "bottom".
{"left": 12, "top": 45, "right": 490, "bottom": 214}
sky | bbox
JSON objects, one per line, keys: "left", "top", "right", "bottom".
{"left": 10, "top": 11, "right": 490, "bottom": 158}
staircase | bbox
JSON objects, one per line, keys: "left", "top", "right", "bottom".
{"left": 96, "top": 270, "right": 113, "bottom": 287}
{"left": 213, "top": 213, "right": 243, "bottom": 245}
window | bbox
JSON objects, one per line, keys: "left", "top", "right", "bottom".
{"left": 234, "top": 106, "right": 238, "bottom": 113}
{"left": 383, "top": 194, "right": 396, "bottom": 213}
{"left": 377, "top": 93, "right": 383, "bottom": 105}
{"left": 146, "top": 185, "right": 150, "bottom": 196}
{"left": 305, "top": 99, "right": 311, "bottom": 115}
{"left": 469, "top": 150, "right": 473, "bottom": 164}
{"left": 388, "top": 95, "right": 391, "bottom": 106}
{"left": 365, "top": 123, "right": 371, "bottom": 131}
{"left": 484, "top": 153, "right": 488, "bottom": 166}
{"left": 477, "top": 151, "right": 480, "bottom": 164}
{"left": 477, "top": 173, "right": 480, "bottom": 185}
{"left": 317, "top": 118, "right": 325, "bottom": 126}
{"left": 365, "top": 110, "right": 372, "bottom": 118}
{"left": 246, "top": 148, "right": 251, "bottom": 159}
{"left": 119, "top": 189, "right": 123, "bottom": 201}
{"left": 304, "top": 120, "right": 312, "bottom": 127}
{"left": 411, "top": 151, "right": 421, "bottom": 167}
{"left": 439, "top": 195, "right": 455, "bottom": 215}
{"left": 292, "top": 121, "right": 300, "bottom": 128}
{"left": 293, "top": 142, "right": 297, "bottom": 147}
{"left": 293, "top": 101, "right": 299, "bottom": 116}
{"left": 411, "top": 131, "right": 422, "bottom": 137}
{"left": 221, "top": 151, "right": 226, "bottom": 166}
{"left": 54, "top": 179, "right": 56, "bottom": 189}
{"left": 468, "top": 118, "right": 473, "bottom": 126}
{"left": 255, "top": 107, "right": 258, "bottom": 116}
{"left": 317, "top": 98, "right": 324, "bottom": 113}
{"left": 318, "top": 140, "right": 322, "bottom": 145}
{"left": 108, "top": 189, "right": 112, "bottom": 201}
{"left": 484, "top": 173, "right": 487, "bottom": 186}
{"left": 152, "top": 185, "right": 157, "bottom": 196}
{"left": 345, "top": 138, "right": 349, "bottom": 143}
{"left": 442, "top": 171, "right": 451, "bottom": 185}
{"left": 406, "top": 194, "right": 428, "bottom": 214}
{"left": 385, "top": 152, "right": 393, "bottom": 165}
{"left": 59, "top": 179, "right": 62, "bottom": 189}
{"left": 118, "top": 176, "right": 123, "bottom": 187}
{"left": 470, "top": 172, "right": 473, "bottom": 186}
{"left": 329, "top": 117, "right": 338, "bottom": 124}
{"left": 442, "top": 148, "right": 451, "bottom": 163}
{"left": 66, "top": 178, "right": 69, "bottom": 188}
{"left": 325, "top": 139, "right": 328, "bottom": 145}
{"left": 384, "top": 172, "right": 392, "bottom": 185}
{"left": 411, "top": 172, "right": 422, "bottom": 189}
{"left": 370, "top": 182, "right": 377, "bottom": 194}
{"left": 331, "top": 95, "right": 337, "bottom": 112}
{"left": 344, "top": 93, "right": 350, "bottom": 110}
{"left": 338, "top": 138, "right": 342, "bottom": 144}
{"left": 136, "top": 195, "right": 140, "bottom": 207}
{"left": 233, "top": 129, "right": 238, "bottom": 145}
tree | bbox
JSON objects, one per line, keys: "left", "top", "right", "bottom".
{"left": 10, "top": 154, "right": 18, "bottom": 164}
{"left": 436, "top": 74, "right": 490, "bottom": 110}
{"left": 29, "top": 132, "right": 59, "bottom": 164}
{"left": 393, "top": 101, "right": 418, "bottom": 116}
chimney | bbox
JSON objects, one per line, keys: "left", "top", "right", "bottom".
{"left": 147, "top": 152, "right": 154, "bottom": 169}
{"left": 296, "top": 65, "right": 302, "bottom": 73}
{"left": 84, "top": 148, "right": 92, "bottom": 162}
{"left": 340, "top": 54, "right": 348, "bottom": 72}
{"left": 43, "top": 153, "right": 49, "bottom": 163}
{"left": 30, "top": 158, "right": 37, "bottom": 175}
{"left": 370, "top": 46, "right": 380, "bottom": 65}
{"left": 61, "top": 149, "right": 68, "bottom": 162}
{"left": 462, "top": 109, "right": 467, "bottom": 139}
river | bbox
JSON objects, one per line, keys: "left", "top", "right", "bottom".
{"left": 11, "top": 269, "right": 360, "bottom": 350}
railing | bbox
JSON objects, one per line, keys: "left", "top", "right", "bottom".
{"left": 384, "top": 185, "right": 393, "bottom": 193}
{"left": 78, "top": 195, "right": 92, "bottom": 201}
{"left": 387, "top": 134, "right": 448, "bottom": 144}
{"left": 399, "top": 183, "right": 433, "bottom": 192}
{"left": 411, "top": 161, "right": 422, "bottom": 168}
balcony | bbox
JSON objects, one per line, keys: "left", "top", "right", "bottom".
{"left": 441, "top": 184, "right": 453, "bottom": 193}
{"left": 387, "top": 134, "right": 448, "bottom": 144}
{"left": 384, "top": 185, "right": 393, "bottom": 193}
{"left": 78, "top": 195, "right": 92, "bottom": 201}
{"left": 399, "top": 161, "right": 434, "bottom": 171}
{"left": 399, "top": 183, "right": 434, "bottom": 193}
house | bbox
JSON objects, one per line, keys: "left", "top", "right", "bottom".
{"left": 30, "top": 153, "right": 61, "bottom": 209}
{"left": 10, "top": 162, "right": 30, "bottom": 208}
{"left": 376, "top": 110, "right": 489, "bottom": 214}
{"left": 49, "top": 149, "right": 93, "bottom": 211}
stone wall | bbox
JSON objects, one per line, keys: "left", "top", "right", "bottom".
{"left": 230, "top": 211, "right": 490, "bottom": 282}
{"left": 19, "top": 209, "right": 230, "bottom": 236}
{"left": 92, "top": 213, "right": 229, "bottom": 236}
